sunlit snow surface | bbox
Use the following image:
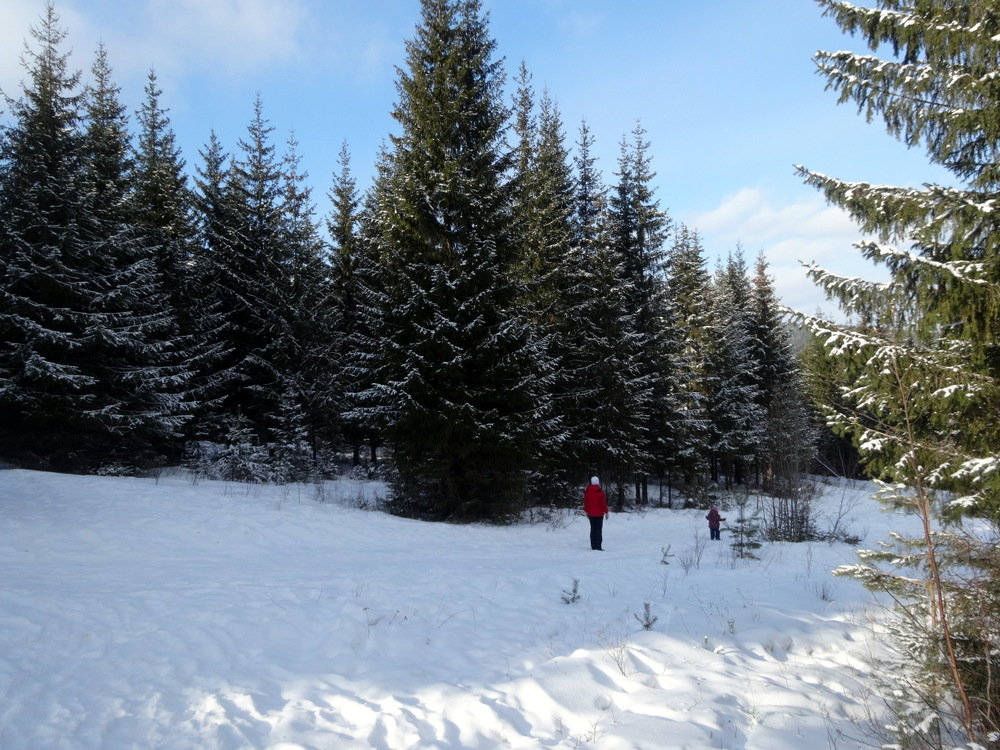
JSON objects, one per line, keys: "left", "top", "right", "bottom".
{"left": 0, "top": 469, "right": 910, "bottom": 749}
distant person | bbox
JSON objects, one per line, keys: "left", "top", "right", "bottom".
{"left": 583, "top": 476, "right": 609, "bottom": 551}
{"left": 706, "top": 506, "right": 725, "bottom": 540}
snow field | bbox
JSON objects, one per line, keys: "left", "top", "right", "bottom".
{"left": 0, "top": 470, "right": 901, "bottom": 748}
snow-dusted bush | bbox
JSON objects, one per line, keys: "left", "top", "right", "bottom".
{"left": 760, "top": 484, "right": 818, "bottom": 543}
{"left": 187, "top": 417, "right": 269, "bottom": 483}
{"left": 724, "top": 493, "right": 763, "bottom": 560}
{"left": 561, "top": 579, "right": 580, "bottom": 604}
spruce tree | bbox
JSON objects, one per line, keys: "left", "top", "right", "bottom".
{"left": 608, "top": 122, "right": 670, "bottom": 500}
{"left": 661, "top": 225, "right": 713, "bottom": 488}
{"left": 85, "top": 45, "right": 133, "bottom": 214}
{"left": 724, "top": 493, "right": 764, "bottom": 560}
{"left": 81, "top": 48, "right": 190, "bottom": 466}
{"left": 556, "top": 119, "right": 610, "bottom": 481}
{"left": 268, "top": 374, "right": 316, "bottom": 484}
{"left": 277, "top": 133, "right": 339, "bottom": 472}
{"left": 188, "top": 130, "right": 241, "bottom": 442}
{"left": 749, "top": 254, "right": 815, "bottom": 499}
{"left": 610, "top": 122, "right": 670, "bottom": 330}
{"left": 798, "top": 326, "right": 864, "bottom": 478}
{"left": 216, "top": 96, "right": 293, "bottom": 442}
{"left": 131, "top": 71, "right": 197, "bottom": 324}
{"left": 347, "top": 152, "right": 394, "bottom": 468}
{"left": 509, "top": 61, "right": 537, "bottom": 264}
{"left": 0, "top": 5, "right": 90, "bottom": 465}
{"left": 572, "top": 120, "right": 605, "bottom": 253}
{"left": 519, "top": 89, "right": 576, "bottom": 319}
{"left": 562, "top": 119, "right": 648, "bottom": 506}
{"left": 508, "top": 73, "right": 575, "bottom": 504}
{"left": 576, "top": 232, "right": 647, "bottom": 510}
{"left": 328, "top": 143, "right": 366, "bottom": 465}
{"left": 127, "top": 68, "right": 198, "bottom": 458}
{"left": 359, "top": 0, "right": 546, "bottom": 520}
{"left": 0, "top": 7, "right": 180, "bottom": 469}
{"left": 704, "top": 253, "right": 764, "bottom": 488}
{"left": 799, "top": 1, "right": 1000, "bottom": 742}
{"left": 645, "top": 236, "right": 698, "bottom": 506}
{"left": 559, "top": 122, "right": 650, "bottom": 508}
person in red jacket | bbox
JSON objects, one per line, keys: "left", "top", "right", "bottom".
{"left": 583, "top": 476, "right": 609, "bottom": 551}
{"left": 706, "top": 506, "right": 726, "bottom": 540}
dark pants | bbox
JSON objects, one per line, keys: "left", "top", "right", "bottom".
{"left": 589, "top": 515, "right": 604, "bottom": 550}
{"left": 710, "top": 527, "right": 721, "bottom": 540}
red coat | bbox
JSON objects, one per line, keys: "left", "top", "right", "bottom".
{"left": 583, "top": 484, "right": 608, "bottom": 517}
{"left": 706, "top": 507, "right": 723, "bottom": 529}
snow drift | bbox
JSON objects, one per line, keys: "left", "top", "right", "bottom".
{"left": 0, "top": 469, "right": 901, "bottom": 748}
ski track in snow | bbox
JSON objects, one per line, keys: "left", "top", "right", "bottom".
{"left": 0, "top": 469, "right": 904, "bottom": 749}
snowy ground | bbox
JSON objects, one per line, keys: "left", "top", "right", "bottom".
{"left": 0, "top": 469, "right": 909, "bottom": 749}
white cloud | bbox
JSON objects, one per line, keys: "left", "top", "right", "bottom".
{"left": 1, "top": 0, "right": 399, "bottom": 115}
{"left": 134, "top": 0, "right": 310, "bottom": 78}
{"left": 1, "top": 0, "right": 312, "bottom": 95}
{"left": 691, "top": 187, "right": 858, "bottom": 258}
{"left": 686, "top": 187, "right": 889, "bottom": 318}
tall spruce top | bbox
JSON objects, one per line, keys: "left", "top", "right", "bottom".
{"left": 386, "top": 0, "right": 512, "bottom": 267}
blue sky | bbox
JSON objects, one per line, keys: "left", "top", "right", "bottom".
{"left": 1, "top": 0, "right": 951, "bottom": 316}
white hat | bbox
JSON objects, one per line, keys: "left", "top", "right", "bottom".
{"left": 590, "top": 476, "right": 599, "bottom": 485}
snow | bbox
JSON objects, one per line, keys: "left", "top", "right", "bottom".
{"left": 0, "top": 469, "right": 909, "bottom": 749}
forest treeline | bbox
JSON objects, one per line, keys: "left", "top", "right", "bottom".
{"left": 0, "top": 1, "right": 818, "bottom": 519}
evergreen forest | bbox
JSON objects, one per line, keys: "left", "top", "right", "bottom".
{"left": 0, "top": 0, "right": 816, "bottom": 520}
